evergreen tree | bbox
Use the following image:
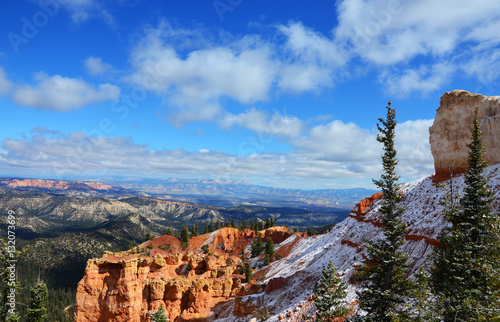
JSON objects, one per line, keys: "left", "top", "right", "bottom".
{"left": 216, "top": 220, "right": 222, "bottom": 230}
{"left": 165, "top": 228, "right": 174, "bottom": 236}
{"left": 145, "top": 232, "right": 154, "bottom": 241}
{"left": 354, "top": 102, "right": 413, "bottom": 321}
{"left": 208, "top": 220, "right": 214, "bottom": 233}
{"left": 243, "top": 263, "right": 253, "bottom": 283}
{"left": 251, "top": 236, "right": 264, "bottom": 257}
{"left": 265, "top": 218, "right": 271, "bottom": 229}
{"left": 313, "top": 261, "right": 350, "bottom": 321}
{"left": 204, "top": 222, "right": 209, "bottom": 234}
{"left": 27, "top": 282, "right": 48, "bottom": 322}
{"left": 150, "top": 304, "right": 169, "bottom": 322}
{"left": 180, "top": 225, "right": 190, "bottom": 243}
{"left": 432, "top": 108, "right": 500, "bottom": 321}
{"left": 408, "top": 268, "right": 436, "bottom": 321}
{"left": 265, "top": 239, "right": 275, "bottom": 261}
{"left": 191, "top": 224, "right": 198, "bottom": 237}
{"left": 231, "top": 219, "right": 236, "bottom": 228}
{"left": 264, "top": 254, "right": 270, "bottom": 266}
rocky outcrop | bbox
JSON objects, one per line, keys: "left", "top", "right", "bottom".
{"left": 6, "top": 178, "right": 114, "bottom": 190}
{"left": 74, "top": 227, "right": 295, "bottom": 321}
{"left": 429, "top": 90, "right": 500, "bottom": 182}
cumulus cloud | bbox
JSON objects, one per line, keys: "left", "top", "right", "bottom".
{"left": 333, "top": 0, "right": 500, "bottom": 94}
{"left": 0, "top": 67, "right": 12, "bottom": 96}
{"left": 219, "top": 108, "right": 305, "bottom": 138}
{"left": 126, "top": 22, "right": 347, "bottom": 127}
{"left": 85, "top": 56, "right": 114, "bottom": 76}
{"left": 12, "top": 72, "right": 120, "bottom": 111}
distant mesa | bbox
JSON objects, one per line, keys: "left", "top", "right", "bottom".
{"left": 430, "top": 90, "right": 500, "bottom": 183}
{"left": 6, "top": 178, "right": 114, "bottom": 191}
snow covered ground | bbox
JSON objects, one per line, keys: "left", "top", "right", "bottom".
{"left": 223, "top": 163, "right": 500, "bottom": 321}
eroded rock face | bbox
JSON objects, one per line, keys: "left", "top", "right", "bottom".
{"left": 429, "top": 90, "right": 500, "bottom": 182}
{"left": 74, "top": 227, "right": 294, "bottom": 322}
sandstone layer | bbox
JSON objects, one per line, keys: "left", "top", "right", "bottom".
{"left": 429, "top": 90, "right": 500, "bottom": 182}
{"left": 74, "top": 227, "right": 294, "bottom": 322}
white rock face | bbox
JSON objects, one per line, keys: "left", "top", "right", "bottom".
{"left": 429, "top": 90, "right": 500, "bottom": 182}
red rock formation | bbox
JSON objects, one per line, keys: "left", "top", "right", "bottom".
{"left": 74, "top": 227, "right": 295, "bottom": 321}
{"left": 7, "top": 178, "right": 113, "bottom": 190}
{"left": 429, "top": 90, "right": 500, "bottom": 183}
{"left": 348, "top": 192, "right": 384, "bottom": 227}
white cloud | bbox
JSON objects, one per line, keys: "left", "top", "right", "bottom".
{"left": 56, "top": 0, "right": 115, "bottom": 24}
{"left": 333, "top": 0, "right": 500, "bottom": 95}
{"left": 219, "top": 108, "right": 305, "bottom": 138}
{"left": 395, "top": 119, "right": 435, "bottom": 178}
{"left": 12, "top": 72, "right": 120, "bottom": 111}
{"left": 0, "top": 121, "right": 434, "bottom": 183}
{"left": 128, "top": 26, "right": 277, "bottom": 125}
{"left": 85, "top": 56, "right": 114, "bottom": 76}
{"left": 127, "top": 22, "right": 347, "bottom": 127}
{"left": 381, "top": 63, "right": 455, "bottom": 96}
{"left": 0, "top": 67, "right": 12, "bottom": 96}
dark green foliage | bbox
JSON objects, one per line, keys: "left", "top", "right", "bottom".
{"left": 231, "top": 219, "right": 236, "bottom": 228}
{"left": 354, "top": 102, "right": 413, "bottom": 321}
{"left": 208, "top": 221, "right": 214, "bottom": 233}
{"left": 201, "top": 245, "right": 209, "bottom": 254}
{"left": 243, "top": 263, "right": 253, "bottom": 283}
{"left": 265, "top": 239, "right": 275, "bottom": 261}
{"left": 407, "top": 268, "right": 436, "bottom": 321}
{"left": 251, "top": 236, "right": 264, "bottom": 258}
{"left": 313, "top": 261, "right": 350, "bottom": 321}
{"left": 146, "top": 232, "right": 154, "bottom": 241}
{"left": 216, "top": 220, "right": 222, "bottom": 230}
{"left": 191, "top": 224, "right": 198, "bottom": 237}
{"left": 165, "top": 228, "right": 174, "bottom": 236}
{"left": 150, "top": 304, "right": 169, "bottom": 322}
{"left": 265, "top": 218, "right": 271, "bottom": 229}
{"left": 432, "top": 109, "right": 500, "bottom": 321}
{"left": 204, "top": 222, "right": 209, "bottom": 234}
{"left": 180, "top": 225, "right": 190, "bottom": 243}
{"left": 264, "top": 254, "right": 270, "bottom": 266}
{"left": 27, "top": 282, "right": 48, "bottom": 322}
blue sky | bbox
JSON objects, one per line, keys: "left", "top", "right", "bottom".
{"left": 0, "top": 0, "right": 499, "bottom": 189}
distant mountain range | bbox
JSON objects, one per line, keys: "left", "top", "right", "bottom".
{"left": 1, "top": 177, "right": 377, "bottom": 209}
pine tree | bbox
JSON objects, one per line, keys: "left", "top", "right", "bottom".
{"left": 180, "top": 225, "right": 190, "bottom": 243}
{"left": 150, "top": 304, "right": 169, "bottom": 322}
{"left": 191, "top": 224, "right": 198, "bottom": 237}
{"left": 432, "top": 108, "right": 500, "bottom": 321}
{"left": 216, "top": 220, "right": 222, "bottom": 230}
{"left": 243, "top": 263, "right": 253, "bottom": 283}
{"left": 27, "top": 282, "right": 48, "bottom": 322}
{"left": 408, "top": 268, "right": 436, "bottom": 321}
{"left": 251, "top": 236, "right": 264, "bottom": 257}
{"left": 208, "top": 220, "right": 214, "bottom": 233}
{"left": 265, "top": 218, "right": 271, "bottom": 229}
{"left": 313, "top": 261, "right": 350, "bottom": 321}
{"left": 204, "top": 222, "right": 209, "bottom": 234}
{"left": 231, "top": 219, "right": 236, "bottom": 228}
{"left": 265, "top": 239, "right": 275, "bottom": 261}
{"left": 354, "top": 102, "right": 413, "bottom": 321}
{"left": 165, "top": 228, "right": 174, "bottom": 236}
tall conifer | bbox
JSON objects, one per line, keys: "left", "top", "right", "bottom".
{"left": 432, "top": 108, "right": 500, "bottom": 320}
{"left": 354, "top": 102, "right": 412, "bottom": 321}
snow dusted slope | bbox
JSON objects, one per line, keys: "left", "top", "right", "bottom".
{"left": 225, "top": 164, "right": 500, "bottom": 321}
